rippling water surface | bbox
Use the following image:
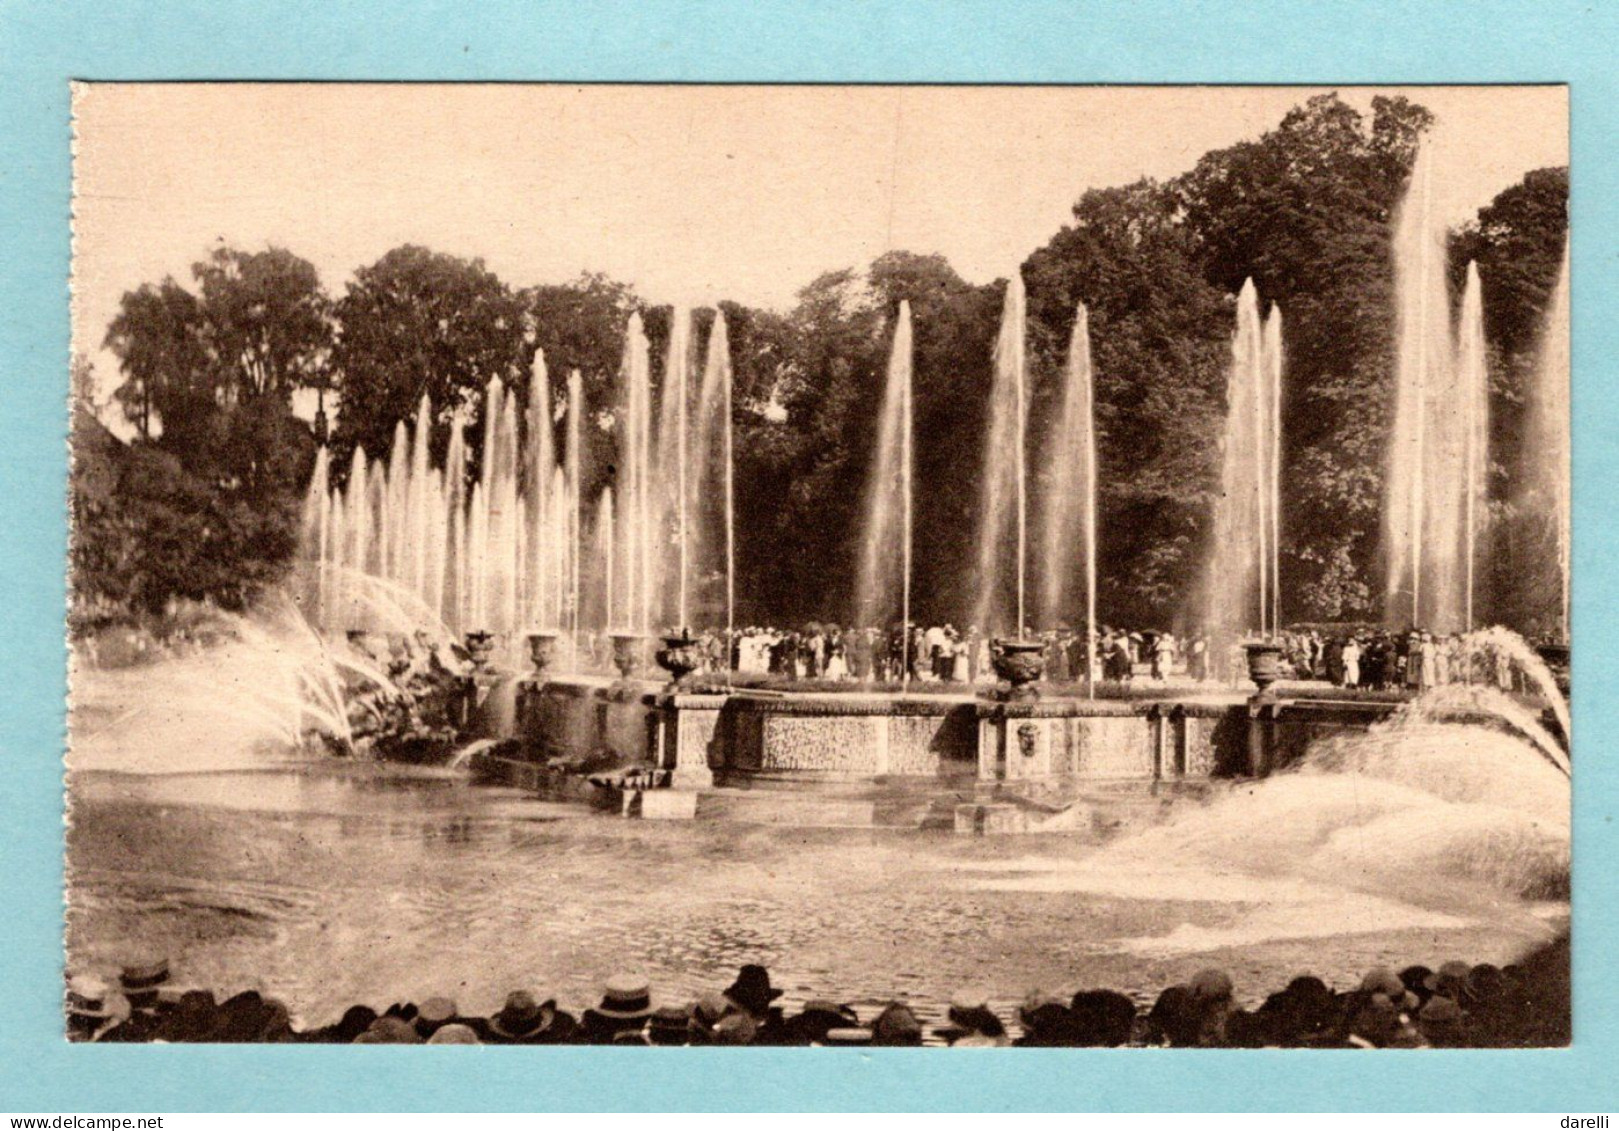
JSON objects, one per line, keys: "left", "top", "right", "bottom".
{"left": 66, "top": 756, "right": 1560, "bottom": 1030}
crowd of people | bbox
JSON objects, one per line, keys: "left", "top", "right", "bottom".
{"left": 560, "top": 623, "right": 1532, "bottom": 695}
{"left": 1270, "top": 627, "right": 1535, "bottom": 692}
{"left": 575, "top": 624, "right": 1196, "bottom": 686}
{"left": 68, "top": 945, "right": 1566, "bottom": 1048}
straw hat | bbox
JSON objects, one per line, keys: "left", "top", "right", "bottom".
{"left": 590, "top": 974, "right": 654, "bottom": 1021}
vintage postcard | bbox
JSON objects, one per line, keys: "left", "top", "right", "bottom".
{"left": 65, "top": 83, "right": 1569, "bottom": 1051}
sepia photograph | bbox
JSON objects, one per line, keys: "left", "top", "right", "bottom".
{"left": 65, "top": 82, "right": 1570, "bottom": 1052}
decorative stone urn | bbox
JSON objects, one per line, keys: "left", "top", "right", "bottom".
{"left": 610, "top": 633, "right": 652, "bottom": 679}
{"left": 655, "top": 631, "right": 706, "bottom": 686}
{"left": 1243, "top": 641, "right": 1284, "bottom": 691}
{"left": 464, "top": 630, "right": 497, "bottom": 673}
{"left": 991, "top": 638, "right": 1046, "bottom": 701}
{"left": 525, "top": 631, "right": 559, "bottom": 679}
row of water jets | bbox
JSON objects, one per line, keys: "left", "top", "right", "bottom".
{"left": 294, "top": 141, "right": 1569, "bottom": 672}
{"left": 300, "top": 310, "right": 738, "bottom": 666}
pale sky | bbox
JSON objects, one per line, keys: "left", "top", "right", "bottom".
{"left": 73, "top": 83, "right": 1566, "bottom": 404}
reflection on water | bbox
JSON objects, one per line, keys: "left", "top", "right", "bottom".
{"left": 65, "top": 761, "right": 1559, "bottom": 1029}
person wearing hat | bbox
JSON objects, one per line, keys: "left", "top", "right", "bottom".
{"left": 1417, "top": 993, "right": 1470, "bottom": 1048}
{"left": 1259, "top": 976, "right": 1339, "bottom": 1047}
{"left": 687, "top": 990, "right": 731, "bottom": 1045}
{"left": 707, "top": 1011, "right": 757, "bottom": 1046}
{"left": 426, "top": 1023, "right": 481, "bottom": 1045}
{"left": 414, "top": 996, "right": 460, "bottom": 1041}
{"left": 1425, "top": 960, "right": 1474, "bottom": 1004}
{"left": 1466, "top": 962, "right": 1507, "bottom": 1005}
{"left": 1222, "top": 1008, "right": 1280, "bottom": 1048}
{"left": 720, "top": 964, "right": 788, "bottom": 1044}
{"left": 66, "top": 974, "right": 130, "bottom": 1042}
{"left": 1068, "top": 989, "right": 1137, "bottom": 1048}
{"left": 311, "top": 1004, "right": 378, "bottom": 1044}
{"left": 255, "top": 997, "right": 297, "bottom": 1044}
{"left": 97, "top": 954, "right": 191, "bottom": 1041}
{"left": 935, "top": 989, "right": 1008, "bottom": 1047}
{"left": 1360, "top": 966, "right": 1421, "bottom": 1013}
{"left": 647, "top": 1005, "right": 693, "bottom": 1046}
{"left": 580, "top": 974, "right": 655, "bottom": 1044}
{"left": 722, "top": 964, "right": 783, "bottom": 1018}
{"left": 118, "top": 955, "right": 175, "bottom": 1012}
{"left": 1345, "top": 992, "right": 1424, "bottom": 1049}
{"left": 1187, "top": 967, "right": 1235, "bottom": 1046}
{"left": 156, "top": 989, "right": 222, "bottom": 1043}
{"left": 208, "top": 990, "right": 284, "bottom": 1044}
{"left": 871, "top": 1001, "right": 923, "bottom": 1046}
{"left": 785, "top": 1000, "right": 861, "bottom": 1046}
{"left": 1399, "top": 965, "right": 1436, "bottom": 1009}
{"left": 1015, "top": 990, "right": 1078, "bottom": 1047}
{"left": 485, "top": 990, "right": 570, "bottom": 1045}
{"left": 352, "top": 1015, "right": 422, "bottom": 1044}
{"left": 1145, "top": 986, "right": 1202, "bottom": 1047}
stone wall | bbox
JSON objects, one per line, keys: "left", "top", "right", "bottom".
{"left": 513, "top": 679, "right": 1395, "bottom": 790}
{"left": 887, "top": 708, "right": 977, "bottom": 775}
{"left": 760, "top": 715, "right": 880, "bottom": 773}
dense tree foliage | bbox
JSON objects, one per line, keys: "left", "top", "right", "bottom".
{"left": 1024, "top": 181, "right": 1231, "bottom": 625}
{"left": 1450, "top": 167, "right": 1570, "bottom": 634}
{"left": 85, "top": 248, "right": 323, "bottom": 616}
{"left": 330, "top": 245, "right": 535, "bottom": 476}
{"left": 1169, "top": 94, "right": 1434, "bottom": 620}
{"left": 81, "top": 94, "right": 1569, "bottom": 633}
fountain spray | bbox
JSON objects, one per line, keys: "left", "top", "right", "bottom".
{"left": 567, "top": 369, "right": 583, "bottom": 668}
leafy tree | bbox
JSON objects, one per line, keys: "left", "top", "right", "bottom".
{"left": 869, "top": 252, "right": 1001, "bottom": 624}
{"left": 104, "top": 278, "right": 208, "bottom": 442}
{"left": 331, "top": 245, "right": 534, "bottom": 476}
{"left": 525, "top": 272, "right": 647, "bottom": 506}
{"left": 104, "top": 246, "right": 331, "bottom": 488}
{"left": 97, "top": 246, "right": 329, "bottom": 614}
{"left": 71, "top": 353, "right": 100, "bottom": 413}
{"left": 1450, "top": 166, "right": 1569, "bottom": 632}
{"left": 1023, "top": 179, "right": 1231, "bottom": 626}
{"left": 191, "top": 246, "right": 332, "bottom": 402}
{"left": 1170, "top": 93, "right": 1433, "bottom": 621}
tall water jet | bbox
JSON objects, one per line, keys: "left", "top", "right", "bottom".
{"left": 598, "top": 485, "right": 615, "bottom": 637}
{"left": 293, "top": 308, "right": 729, "bottom": 669}
{"left": 1456, "top": 262, "right": 1489, "bottom": 631}
{"left": 854, "top": 301, "right": 914, "bottom": 632}
{"left": 566, "top": 369, "right": 584, "bottom": 664}
{"left": 425, "top": 466, "right": 447, "bottom": 625}
{"left": 442, "top": 409, "right": 467, "bottom": 631}
{"left": 972, "top": 274, "right": 1029, "bottom": 636}
{"left": 384, "top": 419, "right": 408, "bottom": 587}
{"left": 1037, "top": 303, "right": 1098, "bottom": 685}
{"left": 1385, "top": 141, "right": 1488, "bottom": 633}
{"left": 658, "top": 307, "right": 693, "bottom": 630}
{"left": 1527, "top": 240, "right": 1572, "bottom": 640}
{"left": 524, "top": 350, "right": 555, "bottom": 631}
{"left": 343, "top": 446, "right": 369, "bottom": 631}
{"left": 1203, "top": 280, "right": 1280, "bottom": 657}
{"left": 616, "top": 315, "right": 653, "bottom": 633}
{"left": 723, "top": 310, "right": 736, "bottom": 665}
{"left": 1264, "top": 305, "right": 1284, "bottom": 633}
{"left": 408, "top": 393, "right": 432, "bottom": 602}
{"left": 691, "top": 311, "right": 732, "bottom": 628}
{"left": 300, "top": 446, "right": 331, "bottom": 625}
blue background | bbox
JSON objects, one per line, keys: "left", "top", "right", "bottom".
{"left": 2, "top": 0, "right": 1614, "bottom": 1111}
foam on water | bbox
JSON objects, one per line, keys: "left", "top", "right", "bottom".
{"left": 68, "top": 597, "right": 390, "bottom": 775}
{"left": 958, "top": 705, "right": 1568, "bottom": 956}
